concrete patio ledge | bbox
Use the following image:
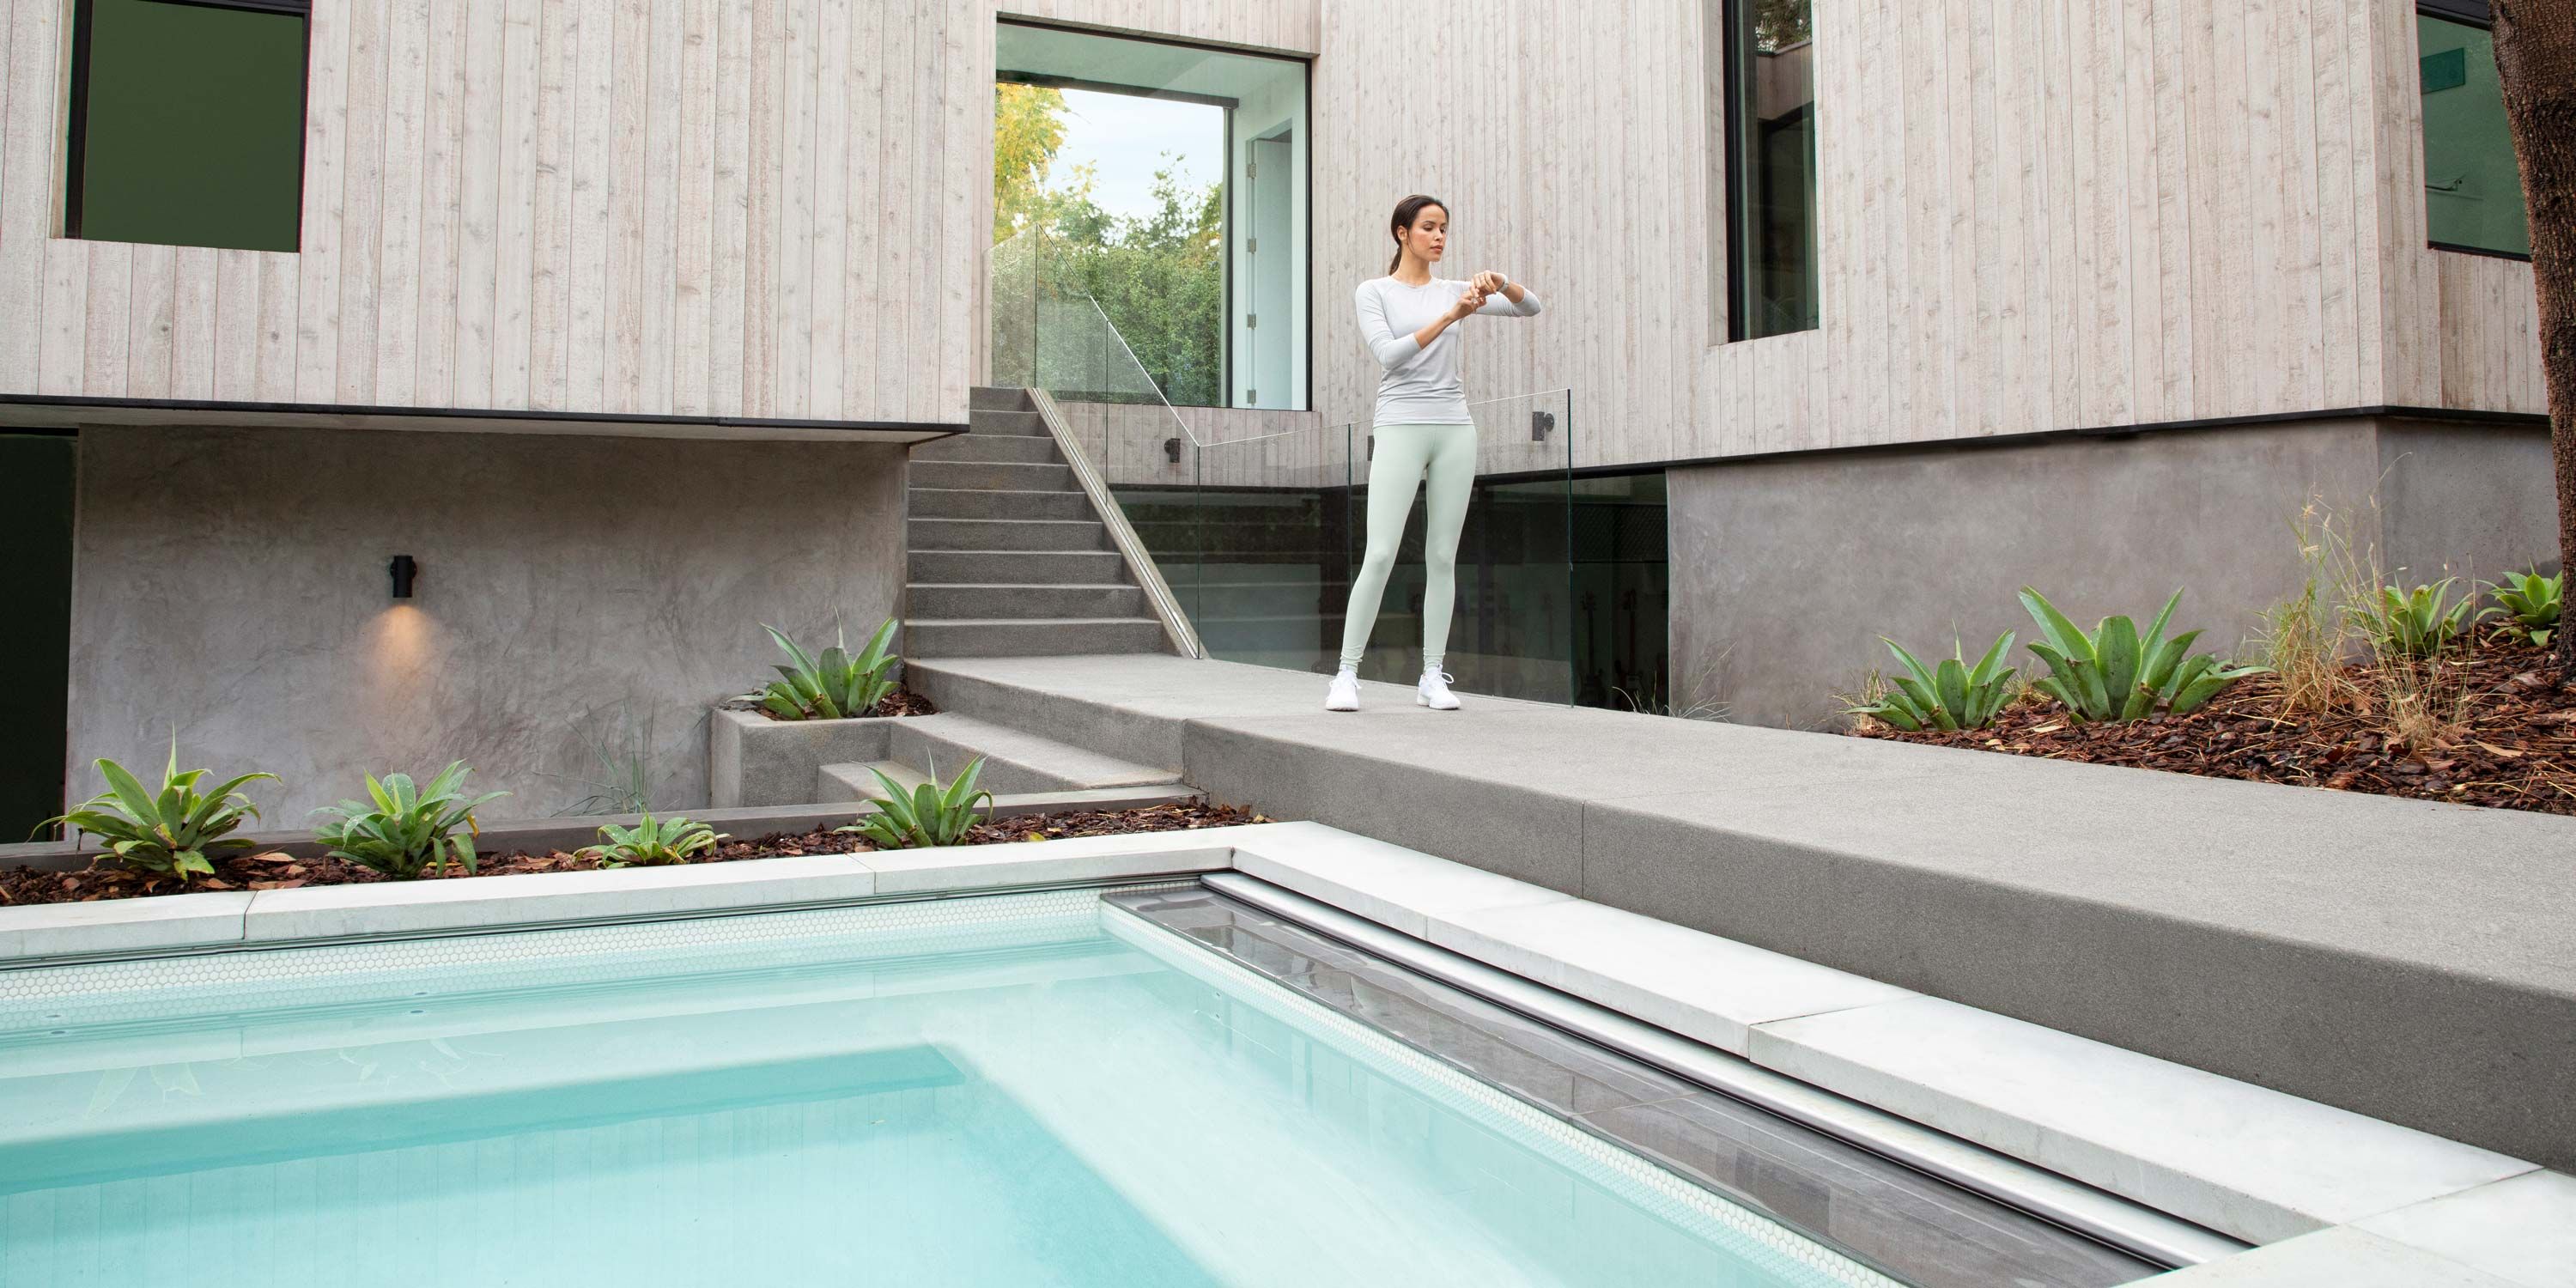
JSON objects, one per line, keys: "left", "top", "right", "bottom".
{"left": 903, "top": 653, "right": 2576, "bottom": 1177}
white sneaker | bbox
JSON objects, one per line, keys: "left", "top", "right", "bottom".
{"left": 1418, "top": 670, "right": 1461, "bottom": 710}
{"left": 1324, "top": 669, "right": 1361, "bottom": 712}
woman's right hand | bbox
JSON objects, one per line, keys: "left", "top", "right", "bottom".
{"left": 1445, "top": 288, "right": 1487, "bottom": 322}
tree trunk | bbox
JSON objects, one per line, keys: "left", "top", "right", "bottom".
{"left": 2488, "top": 0, "right": 2576, "bottom": 675}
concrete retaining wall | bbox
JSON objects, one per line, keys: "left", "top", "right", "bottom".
{"left": 64, "top": 425, "right": 908, "bottom": 820}
{"left": 1669, "top": 416, "right": 2559, "bottom": 730}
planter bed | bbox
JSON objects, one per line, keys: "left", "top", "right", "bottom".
{"left": 1851, "top": 635, "right": 2576, "bottom": 815}
{"left": 0, "top": 800, "right": 1261, "bottom": 908}
{"left": 720, "top": 689, "right": 939, "bottom": 721}
{"left": 707, "top": 694, "right": 948, "bottom": 809}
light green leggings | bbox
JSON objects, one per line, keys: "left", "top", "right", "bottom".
{"left": 1339, "top": 422, "right": 1477, "bottom": 673}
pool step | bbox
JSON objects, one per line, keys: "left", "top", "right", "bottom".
{"left": 871, "top": 711, "right": 1182, "bottom": 796}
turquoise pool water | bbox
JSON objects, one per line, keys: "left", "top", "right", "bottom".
{"left": 0, "top": 889, "right": 1898, "bottom": 1287}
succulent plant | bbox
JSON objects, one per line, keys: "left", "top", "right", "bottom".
{"left": 1846, "top": 632, "right": 2018, "bottom": 731}
{"left": 43, "top": 744, "right": 276, "bottom": 884}
{"left": 2020, "top": 588, "right": 2266, "bottom": 721}
{"left": 836, "top": 757, "right": 992, "bottom": 850}
{"left": 583, "top": 813, "right": 726, "bottom": 867}
{"left": 758, "top": 619, "right": 899, "bottom": 720}
{"left": 2487, "top": 569, "right": 2561, "bottom": 648}
{"left": 2353, "top": 578, "right": 2495, "bottom": 659}
{"left": 311, "top": 762, "right": 507, "bottom": 880}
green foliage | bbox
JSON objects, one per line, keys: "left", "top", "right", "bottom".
{"left": 43, "top": 744, "right": 276, "bottom": 884}
{"left": 2351, "top": 577, "right": 2495, "bottom": 659}
{"left": 760, "top": 619, "right": 899, "bottom": 720}
{"left": 1846, "top": 633, "right": 2018, "bottom": 731}
{"left": 2487, "top": 568, "right": 2562, "bottom": 647}
{"left": 311, "top": 762, "right": 508, "bottom": 880}
{"left": 583, "top": 813, "right": 725, "bottom": 868}
{"left": 836, "top": 758, "right": 993, "bottom": 850}
{"left": 2020, "top": 588, "right": 2267, "bottom": 721}
{"left": 993, "top": 82, "right": 1074, "bottom": 241}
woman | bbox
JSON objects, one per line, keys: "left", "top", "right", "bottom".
{"left": 1327, "top": 194, "right": 1543, "bottom": 713}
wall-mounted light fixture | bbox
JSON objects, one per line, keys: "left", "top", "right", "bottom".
{"left": 1531, "top": 410, "right": 1556, "bottom": 443}
{"left": 389, "top": 554, "right": 418, "bottom": 599}
{"left": 1163, "top": 436, "right": 1182, "bottom": 464}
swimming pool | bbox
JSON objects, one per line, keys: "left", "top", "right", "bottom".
{"left": 0, "top": 885, "right": 2125, "bottom": 1286}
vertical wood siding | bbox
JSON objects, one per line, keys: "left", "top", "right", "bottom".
{"left": 1305, "top": 0, "right": 2543, "bottom": 470}
{"left": 0, "top": 0, "right": 2537, "bottom": 450}
{"left": 0, "top": 0, "right": 991, "bottom": 425}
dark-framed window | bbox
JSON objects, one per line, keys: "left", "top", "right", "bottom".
{"left": 1720, "top": 0, "right": 1819, "bottom": 341}
{"left": 65, "top": 0, "right": 310, "bottom": 252}
{"left": 2415, "top": 1, "right": 2530, "bottom": 260}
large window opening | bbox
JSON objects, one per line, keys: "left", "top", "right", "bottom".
{"left": 66, "top": 0, "right": 308, "bottom": 252}
{"left": 1720, "top": 0, "right": 1817, "bottom": 341}
{"left": 2416, "top": 2, "right": 2530, "bottom": 259}
{"left": 993, "top": 21, "right": 1309, "bottom": 410}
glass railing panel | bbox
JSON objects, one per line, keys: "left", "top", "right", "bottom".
{"left": 1182, "top": 390, "right": 1574, "bottom": 704}
{"left": 1183, "top": 420, "right": 1355, "bottom": 676}
{"left": 1340, "top": 389, "right": 1576, "bottom": 704}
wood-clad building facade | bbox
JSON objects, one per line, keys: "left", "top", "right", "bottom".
{"left": 0, "top": 0, "right": 2554, "bottom": 810}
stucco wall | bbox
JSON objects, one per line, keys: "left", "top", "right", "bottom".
{"left": 1669, "top": 418, "right": 2558, "bottom": 731}
{"left": 64, "top": 425, "right": 907, "bottom": 821}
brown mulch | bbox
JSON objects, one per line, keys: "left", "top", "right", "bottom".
{"left": 1850, "top": 634, "right": 2576, "bottom": 815}
{"left": 719, "top": 689, "right": 940, "bottom": 720}
{"left": 0, "top": 800, "right": 1265, "bottom": 908}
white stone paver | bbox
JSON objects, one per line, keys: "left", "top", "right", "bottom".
{"left": 240, "top": 854, "right": 877, "bottom": 940}
{"left": 1227, "top": 819, "right": 1571, "bottom": 938}
{"left": 2350, "top": 1170, "right": 2576, "bottom": 1288}
{"left": 855, "top": 826, "right": 1247, "bottom": 894}
{"left": 2142, "top": 1225, "right": 2524, "bottom": 1285}
{"left": 0, "top": 890, "right": 249, "bottom": 960}
{"left": 1751, "top": 993, "right": 2537, "bottom": 1244}
{"left": 1426, "top": 896, "right": 1917, "bottom": 1055}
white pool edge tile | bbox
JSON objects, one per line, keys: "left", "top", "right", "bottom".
{"left": 1747, "top": 994, "right": 2537, "bottom": 1245}
{"left": 2348, "top": 1170, "right": 2576, "bottom": 1288}
{"left": 0, "top": 891, "right": 252, "bottom": 961}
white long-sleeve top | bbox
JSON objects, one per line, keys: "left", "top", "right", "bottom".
{"left": 1353, "top": 276, "right": 1543, "bottom": 426}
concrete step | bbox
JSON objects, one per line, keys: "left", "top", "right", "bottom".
{"left": 908, "top": 582, "right": 1147, "bottom": 620}
{"left": 908, "top": 459, "right": 1077, "bottom": 493}
{"left": 886, "top": 711, "right": 1182, "bottom": 794}
{"left": 908, "top": 517, "right": 1110, "bottom": 552}
{"left": 970, "top": 386, "right": 1030, "bottom": 411}
{"left": 912, "top": 433, "right": 1061, "bottom": 465}
{"left": 814, "top": 758, "right": 932, "bottom": 803}
{"left": 910, "top": 549, "right": 1129, "bottom": 585}
{"left": 908, "top": 487, "right": 1097, "bottom": 521}
{"left": 905, "top": 617, "right": 1170, "bottom": 658}
{"left": 966, "top": 408, "right": 1047, "bottom": 435}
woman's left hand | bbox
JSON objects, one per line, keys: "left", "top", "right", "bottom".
{"left": 1471, "top": 270, "right": 1510, "bottom": 295}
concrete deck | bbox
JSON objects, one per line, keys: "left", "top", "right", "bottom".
{"left": 903, "top": 653, "right": 2576, "bottom": 1172}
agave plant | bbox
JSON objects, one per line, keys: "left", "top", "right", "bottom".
{"left": 311, "top": 762, "right": 508, "bottom": 880}
{"left": 1845, "top": 632, "right": 2018, "bottom": 732}
{"left": 836, "top": 757, "right": 993, "bottom": 850}
{"left": 2352, "top": 578, "right": 2495, "bottom": 659}
{"left": 2020, "top": 588, "right": 2267, "bottom": 722}
{"left": 43, "top": 744, "right": 277, "bottom": 884}
{"left": 2487, "top": 568, "right": 2562, "bottom": 647}
{"left": 583, "top": 813, "right": 726, "bottom": 868}
{"left": 758, "top": 619, "right": 900, "bottom": 720}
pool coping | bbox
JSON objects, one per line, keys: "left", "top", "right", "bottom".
{"left": 2, "top": 819, "right": 2567, "bottom": 1286}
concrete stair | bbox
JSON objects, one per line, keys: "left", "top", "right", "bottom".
{"left": 817, "top": 711, "right": 1182, "bottom": 799}
{"left": 902, "top": 386, "right": 1171, "bottom": 659}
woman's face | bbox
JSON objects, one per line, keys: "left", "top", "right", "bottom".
{"left": 1400, "top": 205, "right": 1449, "bottom": 264}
